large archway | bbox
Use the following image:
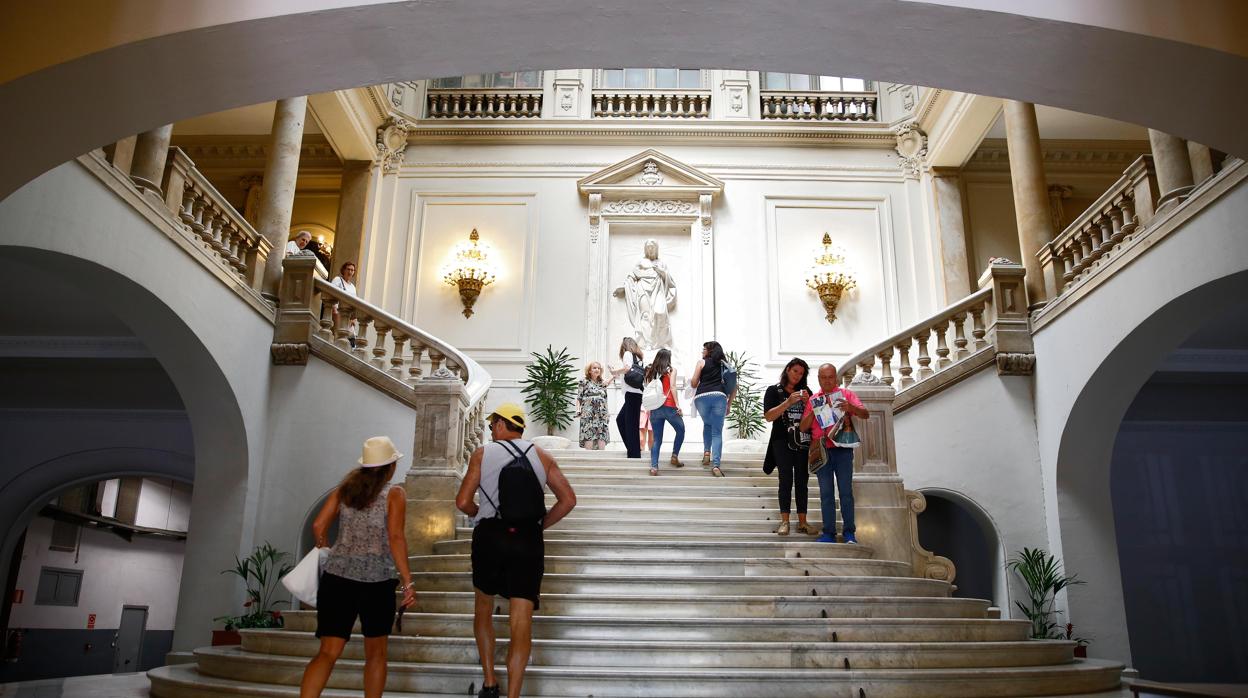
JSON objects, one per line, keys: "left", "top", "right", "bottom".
{"left": 1, "top": 1, "right": 1247, "bottom": 199}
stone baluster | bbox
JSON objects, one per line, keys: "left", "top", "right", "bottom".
{"left": 1084, "top": 215, "right": 1106, "bottom": 266}
{"left": 951, "top": 311, "right": 970, "bottom": 360}
{"left": 970, "top": 306, "right": 988, "bottom": 350}
{"left": 189, "top": 194, "right": 209, "bottom": 243}
{"left": 390, "top": 333, "right": 409, "bottom": 379}
{"left": 856, "top": 355, "right": 876, "bottom": 381}
{"left": 914, "top": 329, "right": 933, "bottom": 380}
{"left": 371, "top": 323, "right": 391, "bottom": 369}
{"left": 353, "top": 315, "right": 373, "bottom": 360}
{"left": 175, "top": 183, "right": 196, "bottom": 228}
{"left": 209, "top": 208, "right": 228, "bottom": 253}
{"left": 1117, "top": 194, "right": 1139, "bottom": 241}
{"left": 933, "top": 321, "right": 952, "bottom": 370}
{"left": 1096, "top": 213, "right": 1115, "bottom": 257}
{"left": 1106, "top": 203, "right": 1127, "bottom": 247}
{"left": 427, "top": 350, "right": 445, "bottom": 376}
{"left": 1060, "top": 247, "right": 1076, "bottom": 286}
{"left": 446, "top": 358, "right": 464, "bottom": 381}
{"left": 334, "top": 303, "right": 353, "bottom": 349}
{"left": 408, "top": 341, "right": 425, "bottom": 384}
{"left": 318, "top": 297, "right": 338, "bottom": 341}
{"left": 877, "top": 350, "right": 894, "bottom": 386}
{"left": 896, "top": 343, "right": 915, "bottom": 389}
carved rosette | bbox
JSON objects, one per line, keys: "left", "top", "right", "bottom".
{"left": 995, "top": 352, "right": 1036, "bottom": 376}
{"left": 601, "top": 199, "right": 698, "bottom": 215}
{"left": 376, "top": 117, "right": 413, "bottom": 174}
{"left": 270, "top": 342, "right": 310, "bottom": 365}
{"left": 894, "top": 122, "right": 929, "bottom": 181}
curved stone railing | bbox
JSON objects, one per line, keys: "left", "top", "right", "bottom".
{"left": 840, "top": 261, "right": 1034, "bottom": 411}
{"left": 592, "top": 90, "right": 711, "bottom": 118}
{"left": 760, "top": 91, "right": 878, "bottom": 121}
{"left": 425, "top": 89, "right": 543, "bottom": 119}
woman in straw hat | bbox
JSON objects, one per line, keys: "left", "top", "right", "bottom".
{"left": 299, "top": 436, "right": 416, "bottom": 698}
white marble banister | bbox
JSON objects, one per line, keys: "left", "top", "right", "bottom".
{"left": 592, "top": 90, "right": 711, "bottom": 118}
{"left": 425, "top": 89, "right": 543, "bottom": 119}
{"left": 760, "top": 91, "right": 878, "bottom": 121}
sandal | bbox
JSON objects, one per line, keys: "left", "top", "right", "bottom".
{"left": 671, "top": 455, "right": 685, "bottom": 468}
{"left": 649, "top": 467, "right": 659, "bottom": 476}
{"left": 711, "top": 466, "right": 724, "bottom": 478}
{"left": 796, "top": 522, "right": 812, "bottom": 535}
{"left": 775, "top": 520, "right": 790, "bottom": 535}
{"left": 702, "top": 452, "right": 711, "bottom": 466}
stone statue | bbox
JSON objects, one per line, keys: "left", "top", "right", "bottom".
{"left": 613, "top": 238, "right": 677, "bottom": 350}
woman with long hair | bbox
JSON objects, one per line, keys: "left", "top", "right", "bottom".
{"left": 612, "top": 337, "right": 645, "bottom": 458}
{"left": 300, "top": 436, "right": 415, "bottom": 698}
{"left": 689, "top": 340, "right": 732, "bottom": 477}
{"left": 644, "top": 348, "right": 685, "bottom": 476}
{"left": 576, "top": 361, "right": 614, "bottom": 450}
{"left": 762, "top": 358, "right": 812, "bottom": 535}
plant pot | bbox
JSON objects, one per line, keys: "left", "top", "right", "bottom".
{"left": 1073, "top": 645, "right": 1087, "bottom": 658}
{"left": 212, "top": 630, "right": 241, "bottom": 646}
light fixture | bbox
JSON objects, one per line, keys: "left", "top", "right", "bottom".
{"left": 441, "top": 228, "right": 497, "bottom": 318}
{"left": 806, "top": 233, "right": 857, "bottom": 325}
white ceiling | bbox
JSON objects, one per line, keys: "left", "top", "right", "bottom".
{"left": 174, "top": 102, "right": 322, "bottom": 136}
{"left": 985, "top": 104, "right": 1148, "bottom": 141}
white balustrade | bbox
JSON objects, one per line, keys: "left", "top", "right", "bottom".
{"left": 760, "top": 91, "right": 877, "bottom": 122}
{"left": 592, "top": 90, "right": 711, "bottom": 118}
{"left": 425, "top": 89, "right": 543, "bottom": 119}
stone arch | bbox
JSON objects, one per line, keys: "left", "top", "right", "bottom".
{"left": 915, "top": 487, "right": 1009, "bottom": 612}
{"left": 2, "top": 1, "right": 1247, "bottom": 198}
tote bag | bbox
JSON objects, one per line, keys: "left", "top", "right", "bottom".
{"left": 641, "top": 376, "right": 669, "bottom": 411}
{"left": 281, "top": 547, "right": 329, "bottom": 608}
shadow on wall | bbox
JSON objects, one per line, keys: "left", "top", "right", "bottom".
{"left": 914, "top": 489, "right": 1002, "bottom": 606}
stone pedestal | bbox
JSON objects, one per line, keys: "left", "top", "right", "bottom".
{"left": 978, "top": 261, "right": 1035, "bottom": 375}
{"left": 270, "top": 255, "right": 320, "bottom": 364}
{"left": 404, "top": 380, "right": 474, "bottom": 555}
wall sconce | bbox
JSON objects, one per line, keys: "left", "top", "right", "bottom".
{"left": 806, "top": 233, "right": 857, "bottom": 325}
{"left": 441, "top": 228, "right": 497, "bottom": 318}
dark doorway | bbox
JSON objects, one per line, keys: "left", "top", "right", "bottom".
{"left": 915, "top": 490, "right": 1000, "bottom": 605}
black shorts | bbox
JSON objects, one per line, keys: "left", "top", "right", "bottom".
{"left": 315, "top": 572, "right": 398, "bottom": 639}
{"left": 471, "top": 518, "right": 544, "bottom": 610}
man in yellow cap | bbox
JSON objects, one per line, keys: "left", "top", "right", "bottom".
{"left": 455, "top": 402, "right": 576, "bottom": 698}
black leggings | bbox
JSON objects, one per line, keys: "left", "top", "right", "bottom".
{"left": 776, "top": 451, "right": 809, "bottom": 515}
{"left": 616, "top": 391, "right": 642, "bottom": 458}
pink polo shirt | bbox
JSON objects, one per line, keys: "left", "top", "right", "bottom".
{"left": 802, "top": 387, "right": 865, "bottom": 447}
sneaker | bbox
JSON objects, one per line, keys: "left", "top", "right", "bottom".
{"left": 815, "top": 533, "right": 837, "bottom": 543}
{"left": 478, "top": 685, "right": 500, "bottom": 698}
{"left": 843, "top": 533, "right": 858, "bottom": 544}
{"left": 774, "top": 520, "right": 790, "bottom": 536}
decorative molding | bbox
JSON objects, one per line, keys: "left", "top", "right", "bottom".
{"left": 995, "top": 352, "right": 1036, "bottom": 375}
{"left": 0, "top": 335, "right": 150, "bottom": 359}
{"left": 966, "top": 138, "right": 1152, "bottom": 174}
{"left": 699, "top": 193, "right": 713, "bottom": 245}
{"left": 270, "top": 342, "right": 310, "bottom": 365}
{"left": 169, "top": 135, "right": 340, "bottom": 171}
{"left": 588, "top": 192, "right": 602, "bottom": 243}
{"left": 601, "top": 199, "right": 698, "bottom": 215}
{"left": 407, "top": 122, "right": 899, "bottom": 148}
{"left": 894, "top": 122, "right": 928, "bottom": 180}
{"left": 376, "top": 116, "right": 413, "bottom": 174}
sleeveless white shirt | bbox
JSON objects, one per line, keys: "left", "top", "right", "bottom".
{"left": 475, "top": 439, "right": 547, "bottom": 525}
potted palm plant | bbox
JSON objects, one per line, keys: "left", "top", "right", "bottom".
{"left": 520, "top": 345, "right": 579, "bottom": 438}
{"left": 725, "top": 351, "right": 766, "bottom": 442}
{"left": 1007, "top": 547, "right": 1086, "bottom": 650}
{"left": 212, "top": 542, "right": 294, "bottom": 645}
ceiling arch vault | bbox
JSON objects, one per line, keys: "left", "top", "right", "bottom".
{"left": 1, "top": 0, "right": 1245, "bottom": 200}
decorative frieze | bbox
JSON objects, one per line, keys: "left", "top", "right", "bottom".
{"left": 995, "top": 352, "right": 1036, "bottom": 376}
{"left": 270, "top": 343, "right": 310, "bottom": 365}
{"left": 601, "top": 199, "right": 698, "bottom": 215}
{"left": 967, "top": 138, "right": 1152, "bottom": 174}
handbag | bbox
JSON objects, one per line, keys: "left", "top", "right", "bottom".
{"left": 807, "top": 437, "right": 828, "bottom": 475}
{"left": 281, "top": 547, "right": 329, "bottom": 607}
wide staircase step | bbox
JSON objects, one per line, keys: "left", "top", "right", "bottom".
{"left": 152, "top": 451, "right": 1124, "bottom": 697}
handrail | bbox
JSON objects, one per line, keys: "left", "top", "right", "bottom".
{"left": 425, "top": 88, "right": 543, "bottom": 119}
{"left": 592, "top": 89, "right": 711, "bottom": 118}
{"left": 840, "top": 287, "right": 994, "bottom": 389}
{"left": 760, "top": 91, "right": 878, "bottom": 121}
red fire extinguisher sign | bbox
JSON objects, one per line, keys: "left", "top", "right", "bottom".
{"left": 87, "top": 613, "right": 96, "bottom": 629}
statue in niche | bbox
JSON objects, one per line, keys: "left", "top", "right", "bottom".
{"left": 613, "top": 238, "right": 677, "bottom": 351}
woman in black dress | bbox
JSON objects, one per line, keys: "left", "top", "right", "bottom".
{"left": 762, "top": 358, "right": 812, "bottom": 535}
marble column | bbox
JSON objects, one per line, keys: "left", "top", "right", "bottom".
{"left": 1187, "top": 141, "right": 1215, "bottom": 184}
{"left": 1002, "top": 100, "right": 1055, "bottom": 307}
{"left": 331, "top": 160, "right": 373, "bottom": 273}
{"left": 129, "top": 124, "right": 174, "bottom": 195}
{"left": 930, "top": 168, "right": 972, "bottom": 302}
{"left": 1148, "top": 129, "right": 1195, "bottom": 209}
{"left": 257, "top": 96, "right": 309, "bottom": 298}
{"left": 108, "top": 135, "right": 138, "bottom": 176}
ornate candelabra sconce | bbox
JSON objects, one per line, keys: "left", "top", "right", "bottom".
{"left": 806, "top": 233, "right": 857, "bottom": 325}
{"left": 441, "top": 228, "right": 497, "bottom": 318}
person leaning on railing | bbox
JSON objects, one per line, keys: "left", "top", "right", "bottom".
{"left": 329, "top": 261, "right": 359, "bottom": 347}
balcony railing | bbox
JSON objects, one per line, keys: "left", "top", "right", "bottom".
{"left": 425, "top": 89, "right": 543, "bottom": 119}
{"left": 760, "top": 91, "right": 878, "bottom": 122}
{"left": 592, "top": 90, "right": 711, "bottom": 118}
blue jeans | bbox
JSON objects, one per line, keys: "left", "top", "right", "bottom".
{"left": 649, "top": 405, "right": 685, "bottom": 468}
{"left": 694, "top": 393, "right": 728, "bottom": 466}
{"left": 816, "top": 446, "right": 855, "bottom": 537}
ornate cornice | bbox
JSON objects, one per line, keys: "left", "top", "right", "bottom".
{"left": 404, "top": 121, "right": 898, "bottom": 148}
{"left": 169, "top": 134, "right": 342, "bottom": 171}
{"left": 966, "top": 138, "right": 1151, "bottom": 174}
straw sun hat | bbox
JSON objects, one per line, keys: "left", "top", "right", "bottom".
{"left": 358, "top": 435, "right": 403, "bottom": 468}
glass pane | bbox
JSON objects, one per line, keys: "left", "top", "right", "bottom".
{"left": 819, "top": 76, "right": 841, "bottom": 91}
{"left": 516, "top": 70, "right": 542, "bottom": 88}
{"left": 431, "top": 76, "right": 462, "bottom": 88}
{"left": 655, "top": 68, "right": 678, "bottom": 88}
{"left": 679, "top": 69, "right": 701, "bottom": 89}
{"left": 625, "top": 68, "right": 648, "bottom": 88}
{"left": 790, "top": 74, "right": 811, "bottom": 91}
{"left": 492, "top": 72, "right": 516, "bottom": 88}
{"left": 763, "top": 72, "right": 787, "bottom": 90}
{"left": 460, "top": 74, "right": 485, "bottom": 88}
{"left": 842, "top": 77, "right": 866, "bottom": 92}
{"left": 602, "top": 69, "right": 623, "bottom": 88}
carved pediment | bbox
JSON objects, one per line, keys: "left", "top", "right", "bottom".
{"left": 578, "top": 149, "right": 723, "bottom": 198}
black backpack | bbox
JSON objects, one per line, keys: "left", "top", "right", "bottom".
{"left": 480, "top": 441, "right": 547, "bottom": 528}
{"left": 624, "top": 357, "right": 645, "bottom": 389}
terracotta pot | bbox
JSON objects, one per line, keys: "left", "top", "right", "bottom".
{"left": 1073, "top": 645, "right": 1088, "bottom": 658}
{"left": 212, "top": 629, "right": 241, "bottom": 646}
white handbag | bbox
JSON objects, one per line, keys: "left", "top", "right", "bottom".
{"left": 641, "top": 376, "right": 669, "bottom": 410}
{"left": 281, "top": 547, "right": 329, "bottom": 608}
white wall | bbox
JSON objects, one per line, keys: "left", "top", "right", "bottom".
{"left": 134, "top": 478, "right": 193, "bottom": 532}
{"left": 10, "top": 517, "right": 185, "bottom": 631}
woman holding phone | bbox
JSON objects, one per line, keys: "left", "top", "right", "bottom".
{"left": 762, "top": 358, "right": 812, "bottom": 535}
{"left": 299, "top": 436, "right": 416, "bottom": 698}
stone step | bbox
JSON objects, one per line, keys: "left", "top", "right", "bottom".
{"left": 560, "top": 465, "right": 771, "bottom": 479}
{"left": 280, "top": 610, "right": 1033, "bottom": 643}
{"left": 408, "top": 554, "right": 908, "bottom": 577}
{"left": 551, "top": 452, "right": 767, "bottom": 466}
{"left": 408, "top": 572, "right": 952, "bottom": 597}
{"left": 240, "top": 629, "right": 1076, "bottom": 669}
{"left": 561, "top": 473, "right": 778, "bottom": 488}
{"left": 542, "top": 518, "right": 830, "bottom": 535}
{"left": 538, "top": 491, "right": 781, "bottom": 508}
{"left": 532, "top": 502, "right": 834, "bottom": 521}
{"left": 432, "top": 537, "right": 873, "bottom": 559}
{"left": 457, "top": 527, "right": 833, "bottom": 544}
{"left": 181, "top": 646, "right": 1124, "bottom": 697}
{"left": 392, "top": 591, "right": 991, "bottom": 618}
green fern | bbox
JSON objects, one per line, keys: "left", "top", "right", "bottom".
{"left": 214, "top": 541, "right": 293, "bottom": 630}
{"left": 1007, "top": 547, "right": 1085, "bottom": 639}
{"left": 725, "top": 351, "right": 766, "bottom": 440}
{"left": 520, "top": 345, "right": 579, "bottom": 435}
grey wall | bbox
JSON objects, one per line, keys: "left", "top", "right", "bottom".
{"left": 0, "top": 628, "right": 172, "bottom": 682}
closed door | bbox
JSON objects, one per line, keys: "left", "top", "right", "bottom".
{"left": 113, "top": 606, "right": 147, "bottom": 673}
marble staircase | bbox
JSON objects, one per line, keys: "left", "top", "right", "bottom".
{"left": 150, "top": 449, "right": 1123, "bottom": 698}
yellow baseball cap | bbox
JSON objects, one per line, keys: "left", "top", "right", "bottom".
{"left": 488, "top": 402, "right": 527, "bottom": 430}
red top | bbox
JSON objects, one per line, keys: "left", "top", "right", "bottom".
{"left": 662, "top": 373, "right": 678, "bottom": 408}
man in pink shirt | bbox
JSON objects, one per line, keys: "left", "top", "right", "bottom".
{"left": 799, "top": 363, "right": 869, "bottom": 543}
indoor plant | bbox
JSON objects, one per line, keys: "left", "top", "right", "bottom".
{"left": 1006, "top": 547, "right": 1085, "bottom": 641}
{"left": 212, "top": 541, "right": 294, "bottom": 645}
{"left": 725, "top": 351, "right": 766, "bottom": 440}
{"left": 520, "top": 345, "right": 579, "bottom": 436}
